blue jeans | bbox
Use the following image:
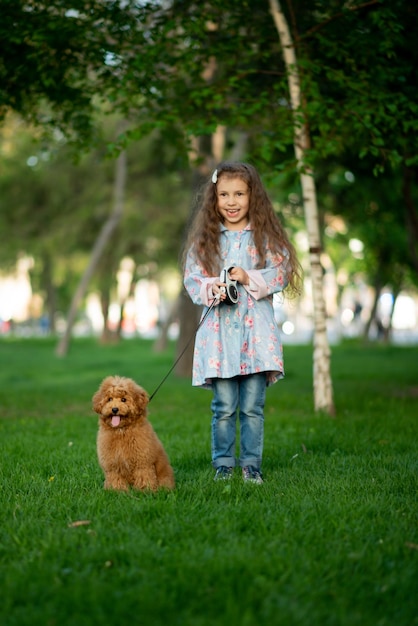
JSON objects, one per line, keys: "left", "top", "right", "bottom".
{"left": 211, "top": 373, "right": 266, "bottom": 469}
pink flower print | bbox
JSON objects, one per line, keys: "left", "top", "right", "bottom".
{"left": 240, "top": 363, "right": 248, "bottom": 375}
{"left": 273, "top": 274, "right": 285, "bottom": 288}
{"left": 268, "top": 343, "right": 275, "bottom": 352}
{"left": 214, "top": 340, "right": 223, "bottom": 353}
{"left": 246, "top": 244, "right": 258, "bottom": 264}
{"left": 241, "top": 341, "right": 249, "bottom": 354}
{"left": 244, "top": 315, "right": 254, "bottom": 328}
{"left": 209, "top": 357, "right": 221, "bottom": 370}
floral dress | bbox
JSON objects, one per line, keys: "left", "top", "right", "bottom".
{"left": 184, "top": 223, "right": 290, "bottom": 389}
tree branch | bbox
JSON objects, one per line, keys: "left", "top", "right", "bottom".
{"left": 302, "top": 0, "right": 382, "bottom": 40}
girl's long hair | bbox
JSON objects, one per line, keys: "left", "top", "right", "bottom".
{"left": 182, "top": 161, "right": 302, "bottom": 296}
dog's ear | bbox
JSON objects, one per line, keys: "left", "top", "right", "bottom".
{"left": 92, "top": 389, "right": 104, "bottom": 414}
{"left": 133, "top": 383, "right": 149, "bottom": 413}
{"left": 92, "top": 378, "right": 109, "bottom": 414}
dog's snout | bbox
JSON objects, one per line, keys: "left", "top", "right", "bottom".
{"left": 112, "top": 407, "right": 119, "bottom": 414}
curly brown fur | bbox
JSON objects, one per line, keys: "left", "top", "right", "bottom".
{"left": 92, "top": 376, "right": 175, "bottom": 491}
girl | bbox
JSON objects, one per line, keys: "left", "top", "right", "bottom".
{"left": 183, "top": 161, "right": 302, "bottom": 483}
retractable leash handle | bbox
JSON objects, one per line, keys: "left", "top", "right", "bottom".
{"left": 219, "top": 266, "right": 239, "bottom": 305}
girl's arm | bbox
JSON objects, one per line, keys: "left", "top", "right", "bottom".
{"left": 183, "top": 251, "right": 223, "bottom": 306}
{"left": 242, "top": 249, "right": 291, "bottom": 301}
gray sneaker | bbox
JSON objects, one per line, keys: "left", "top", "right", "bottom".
{"left": 242, "top": 466, "right": 263, "bottom": 484}
{"left": 214, "top": 466, "right": 233, "bottom": 481}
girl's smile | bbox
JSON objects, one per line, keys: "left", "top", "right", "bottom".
{"left": 216, "top": 176, "right": 250, "bottom": 231}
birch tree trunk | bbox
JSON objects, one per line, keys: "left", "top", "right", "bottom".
{"left": 55, "top": 149, "right": 127, "bottom": 357}
{"left": 269, "top": 0, "right": 335, "bottom": 414}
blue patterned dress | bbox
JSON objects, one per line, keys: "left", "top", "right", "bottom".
{"left": 184, "top": 223, "right": 290, "bottom": 389}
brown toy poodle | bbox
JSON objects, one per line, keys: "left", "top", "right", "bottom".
{"left": 92, "top": 375, "right": 175, "bottom": 491}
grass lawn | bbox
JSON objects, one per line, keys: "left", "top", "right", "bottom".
{"left": 0, "top": 337, "right": 417, "bottom": 626}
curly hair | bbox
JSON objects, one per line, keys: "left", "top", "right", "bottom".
{"left": 182, "top": 161, "right": 302, "bottom": 296}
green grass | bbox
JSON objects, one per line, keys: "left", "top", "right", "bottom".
{"left": 0, "top": 337, "right": 417, "bottom": 626}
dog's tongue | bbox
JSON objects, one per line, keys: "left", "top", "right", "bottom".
{"left": 111, "top": 415, "right": 121, "bottom": 427}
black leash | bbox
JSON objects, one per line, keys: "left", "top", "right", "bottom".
{"left": 148, "top": 296, "right": 219, "bottom": 402}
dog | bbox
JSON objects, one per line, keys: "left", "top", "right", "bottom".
{"left": 92, "top": 375, "right": 175, "bottom": 491}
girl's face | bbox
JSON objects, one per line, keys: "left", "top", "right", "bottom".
{"left": 216, "top": 176, "right": 250, "bottom": 231}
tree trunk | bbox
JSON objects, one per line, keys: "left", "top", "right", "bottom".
{"left": 154, "top": 295, "right": 180, "bottom": 353}
{"left": 269, "top": 0, "right": 335, "bottom": 414}
{"left": 363, "top": 276, "right": 382, "bottom": 341}
{"left": 41, "top": 251, "right": 57, "bottom": 333}
{"left": 174, "top": 154, "right": 211, "bottom": 377}
{"left": 116, "top": 275, "right": 136, "bottom": 340}
{"left": 175, "top": 288, "right": 202, "bottom": 377}
{"left": 99, "top": 285, "right": 118, "bottom": 344}
{"left": 55, "top": 149, "right": 127, "bottom": 356}
{"left": 402, "top": 165, "right": 418, "bottom": 273}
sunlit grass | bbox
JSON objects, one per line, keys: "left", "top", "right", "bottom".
{"left": 0, "top": 337, "right": 417, "bottom": 626}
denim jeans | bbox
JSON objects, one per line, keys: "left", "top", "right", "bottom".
{"left": 211, "top": 373, "right": 266, "bottom": 469}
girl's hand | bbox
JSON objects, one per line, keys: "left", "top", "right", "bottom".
{"left": 212, "top": 281, "right": 227, "bottom": 301}
{"left": 229, "top": 266, "right": 249, "bottom": 286}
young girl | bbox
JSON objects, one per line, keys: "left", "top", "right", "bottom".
{"left": 183, "top": 161, "right": 302, "bottom": 483}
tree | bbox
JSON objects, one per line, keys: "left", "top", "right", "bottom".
{"left": 0, "top": 115, "right": 192, "bottom": 337}
{"left": 269, "top": 0, "right": 334, "bottom": 414}
{"left": 55, "top": 148, "right": 127, "bottom": 356}
{"left": 318, "top": 153, "right": 418, "bottom": 340}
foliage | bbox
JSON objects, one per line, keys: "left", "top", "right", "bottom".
{"left": 302, "top": 0, "right": 418, "bottom": 171}
{"left": 2, "top": 1, "right": 417, "bottom": 170}
{"left": 0, "top": 0, "right": 141, "bottom": 145}
{"left": 0, "top": 337, "right": 417, "bottom": 626}
{"left": 104, "top": 0, "right": 418, "bottom": 176}
{"left": 0, "top": 115, "right": 192, "bottom": 315}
